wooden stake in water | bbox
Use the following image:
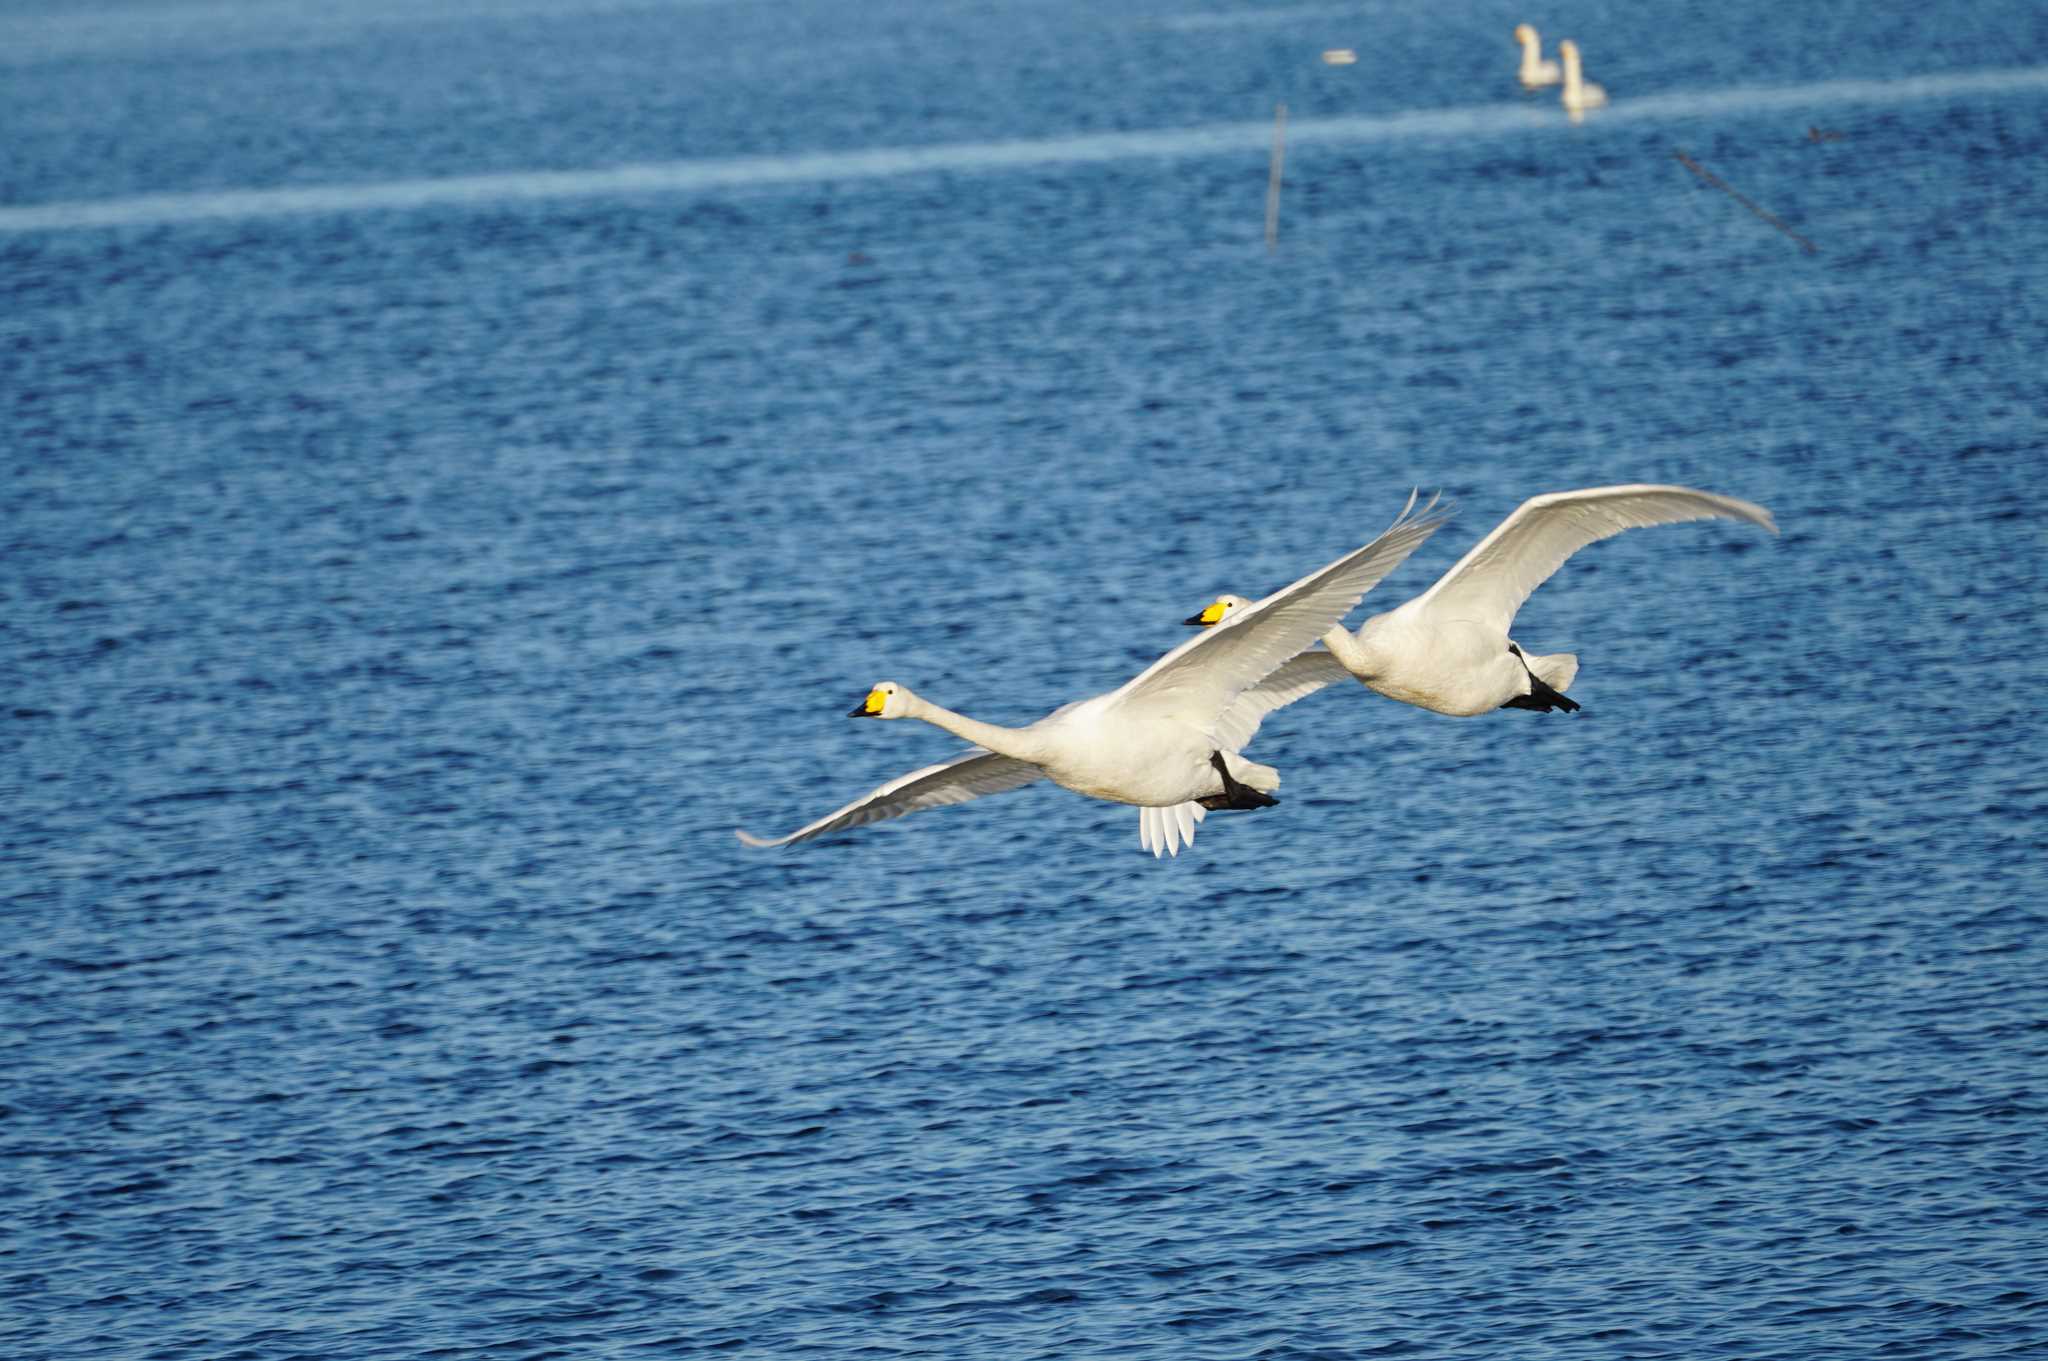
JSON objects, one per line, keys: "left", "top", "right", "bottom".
{"left": 1673, "top": 149, "right": 1818, "bottom": 254}
{"left": 1265, "top": 102, "right": 1288, "bottom": 252}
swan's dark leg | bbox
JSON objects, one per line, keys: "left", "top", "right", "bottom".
{"left": 1196, "top": 751, "right": 1281, "bottom": 810}
{"left": 1500, "top": 644, "right": 1581, "bottom": 713}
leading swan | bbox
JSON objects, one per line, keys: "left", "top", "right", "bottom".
{"left": 738, "top": 495, "right": 1449, "bottom": 856}
{"left": 1514, "top": 24, "right": 1560, "bottom": 89}
{"left": 1184, "top": 484, "right": 1775, "bottom": 718}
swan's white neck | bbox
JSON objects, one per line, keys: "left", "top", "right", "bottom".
{"left": 903, "top": 691, "right": 1051, "bottom": 765}
{"left": 1562, "top": 44, "right": 1584, "bottom": 89}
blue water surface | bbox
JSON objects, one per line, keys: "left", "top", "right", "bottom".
{"left": 4, "top": 1, "right": 2045, "bottom": 1358}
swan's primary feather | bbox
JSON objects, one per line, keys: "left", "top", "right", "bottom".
{"left": 736, "top": 747, "right": 1043, "bottom": 848}
{"left": 1412, "top": 485, "right": 1776, "bottom": 637}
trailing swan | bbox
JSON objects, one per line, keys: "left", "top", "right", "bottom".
{"left": 737, "top": 496, "right": 1449, "bottom": 856}
{"left": 1184, "top": 484, "right": 1776, "bottom": 718}
{"left": 1559, "top": 39, "right": 1608, "bottom": 121}
{"left": 1514, "top": 24, "right": 1560, "bottom": 89}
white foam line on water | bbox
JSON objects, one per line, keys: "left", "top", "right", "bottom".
{"left": 1600, "top": 66, "right": 2048, "bottom": 123}
{"left": 0, "top": 0, "right": 746, "bottom": 61}
{"left": 1151, "top": 4, "right": 1365, "bottom": 33}
{"left": 3, "top": 66, "right": 2044, "bottom": 235}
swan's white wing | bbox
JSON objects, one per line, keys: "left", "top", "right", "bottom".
{"left": 1112, "top": 496, "right": 1450, "bottom": 723}
{"left": 1413, "top": 484, "right": 1776, "bottom": 636}
{"left": 736, "top": 748, "right": 1044, "bottom": 848}
{"left": 1210, "top": 650, "right": 1353, "bottom": 752}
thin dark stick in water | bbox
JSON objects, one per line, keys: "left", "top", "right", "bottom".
{"left": 1673, "top": 149, "right": 1818, "bottom": 254}
{"left": 1265, "top": 103, "right": 1287, "bottom": 252}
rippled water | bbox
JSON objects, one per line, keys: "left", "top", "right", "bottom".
{"left": 5, "top": 1, "right": 2046, "bottom": 1357}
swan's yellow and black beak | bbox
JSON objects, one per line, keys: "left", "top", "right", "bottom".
{"left": 1183, "top": 599, "right": 1229, "bottom": 627}
{"left": 848, "top": 687, "right": 887, "bottom": 717}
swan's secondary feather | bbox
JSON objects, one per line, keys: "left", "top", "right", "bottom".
{"left": 1413, "top": 484, "right": 1776, "bottom": 635}
{"left": 736, "top": 747, "right": 1043, "bottom": 848}
{"left": 1209, "top": 650, "right": 1354, "bottom": 753}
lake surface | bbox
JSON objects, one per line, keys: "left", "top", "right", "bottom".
{"left": 4, "top": 1, "right": 2045, "bottom": 1357}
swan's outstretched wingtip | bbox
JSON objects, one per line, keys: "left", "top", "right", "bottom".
{"left": 1678, "top": 489, "right": 1778, "bottom": 536}
{"left": 735, "top": 828, "right": 776, "bottom": 849}
{"left": 1515, "top": 484, "right": 1777, "bottom": 537}
{"left": 1703, "top": 491, "right": 1778, "bottom": 536}
{"left": 1395, "top": 487, "right": 1452, "bottom": 527}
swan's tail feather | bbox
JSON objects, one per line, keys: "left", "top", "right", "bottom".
{"left": 1530, "top": 652, "right": 1578, "bottom": 692}
{"left": 1139, "top": 802, "right": 1206, "bottom": 857}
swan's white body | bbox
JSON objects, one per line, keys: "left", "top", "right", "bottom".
{"left": 1514, "top": 24, "right": 1560, "bottom": 88}
{"left": 1559, "top": 39, "right": 1607, "bottom": 121}
{"left": 1118, "top": 646, "right": 1358, "bottom": 853}
{"left": 1190, "top": 485, "right": 1776, "bottom": 718}
{"left": 738, "top": 497, "right": 1449, "bottom": 856}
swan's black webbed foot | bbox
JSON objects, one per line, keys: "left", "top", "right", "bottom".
{"left": 1502, "top": 644, "right": 1581, "bottom": 713}
{"left": 1198, "top": 750, "right": 1281, "bottom": 810}
{"left": 1501, "top": 683, "right": 1580, "bottom": 713}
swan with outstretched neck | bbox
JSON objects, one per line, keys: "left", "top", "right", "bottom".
{"left": 738, "top": 495, "right": 1448, "bottom": 856}
{"left": 1514, "top": 24, "right": 1560, "bottom": 88}
{"left": 1184, "top": 485, "right": 1776, "bottom": 718}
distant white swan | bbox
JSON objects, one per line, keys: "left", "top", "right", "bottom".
{"left": 1559, "top": 39, "right": 1608, "bottom": 121}
{"left": 738, "top": 497, "right": 1448, "bottom": 856}
{"left": 1514, "top": 24, "right": 1560, "bottom": 89}
{"left": 1185, "top": 485, "right": 1776, "bottom": 718}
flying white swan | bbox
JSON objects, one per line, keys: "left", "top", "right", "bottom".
{"left": 1514, "top": 24, "right": 1560, "bottom": 88}
{"left": 1184, "top": 484, "right": 1776, "bottom": 718}
{"left": 1559, "top": 39, "right": 1607, "bottom": 121}
{"left": 737, "top": 495, "right": 1450, "bottom": 856}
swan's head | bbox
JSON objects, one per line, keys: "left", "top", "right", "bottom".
{"left": 1514, "top": 23, "right": 1537, "bottom": 45}
{"left": 1558, "top": 39, "right": 1581, "bottom": 62}
{"left": 1183, "top": 593, "right": 1253, "bottom": 627}
{"left": 848, "top": 681, "right": 913, "bottom": 719}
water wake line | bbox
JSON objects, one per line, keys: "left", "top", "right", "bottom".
{"left": 2, "top": 66, "right": 2043, "bottom": 235}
